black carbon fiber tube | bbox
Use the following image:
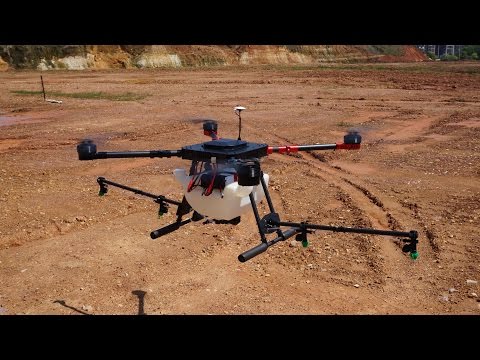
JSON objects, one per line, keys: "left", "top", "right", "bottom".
{"left": 150, "top": 219, "right": 192, "bottom": 239}
{"left": 238, "top": 242, "right": 268, "bottom": 262}
{"left": 276, "top": 221, "right": 417, "bottom": 240}
{"left": 94, "top": 150, "right": 182, "bottom": 159}
{"left": 77, "top": 139, "right": 183, "bottom": 160}
{"left": 295, "top": 144, "right": 337, "bottom": 151}
{"left": 268, "top": 144, "right": 337, "bottom": 154}
{"left": 238, "top": 228, "right": 299, "bottom": 262}
{"left": 97, "top": 178, "right": 181, "bottom": 205}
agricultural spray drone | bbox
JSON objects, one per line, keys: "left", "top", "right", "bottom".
{"left": 77, "top": 106, "right": 419, "bottom": 262}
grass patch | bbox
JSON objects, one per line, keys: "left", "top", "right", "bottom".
{"left": 337, "top": 121, "right": 354, "bottom": 127}
{"left": 12, "top": 90, "right": 44, "bottom": 95}
{"left": 366, "top": 45, "right": 404, "bottom": 57}
{"left": 11, "top": 90, "right": 148, "bottom": 101}
{"left": 453, "top": 66, "right": 480, "bottom": 74}
{"left": 262, "top": 62, "right": 480, "bottom": 75}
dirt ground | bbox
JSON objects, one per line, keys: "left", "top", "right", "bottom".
{"left": 1, "top": 63, "right": 479, "bottom": 314}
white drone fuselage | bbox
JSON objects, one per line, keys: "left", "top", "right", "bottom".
{"left": 173, "top": 168, "right": 269, "bottom": 220}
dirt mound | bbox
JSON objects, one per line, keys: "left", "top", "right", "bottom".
{"left": 375, "top": 46, "right": 428, "bottom": 62}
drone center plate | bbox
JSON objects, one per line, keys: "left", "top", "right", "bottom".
{"left": 203, "top": 139, "right": 247, "bottom": 150}
{"left": 181, "top": 138, "right": 268, "bottom": 161}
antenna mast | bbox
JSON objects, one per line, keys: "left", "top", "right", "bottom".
{"left": 234, "top": 106, "right": 246, "bottom": 140}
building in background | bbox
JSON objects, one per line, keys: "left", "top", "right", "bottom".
{"left": 417, "top": 45, "right": 464, "bottom": 58}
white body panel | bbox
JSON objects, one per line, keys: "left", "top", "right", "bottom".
{"left": 173, "top": 168, "right": 269, "bottom": 220}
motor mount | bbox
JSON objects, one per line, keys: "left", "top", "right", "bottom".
{"left": 236, "top": 159, "right": 261, "bottom": 186}
{"left": 203, "top": 120, "right": 218, "bottom": 139}
{"left": 344, "top": 131, "right": 362, "bottom": 145}
{"left": 77, "top": 139, "right": 97, "bottom": 160}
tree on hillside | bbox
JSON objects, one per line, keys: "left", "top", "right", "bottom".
{"left": 461, "top": 45, "right": 480, "bottom": 60}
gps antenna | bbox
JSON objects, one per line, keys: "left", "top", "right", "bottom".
{"left": 234, "top": 105, "right": 246, "bottom": 140}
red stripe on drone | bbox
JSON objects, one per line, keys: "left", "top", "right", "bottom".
{"left": 267, "top": 146, "right": 299, "bottom": 154}
{"left": 336, "top": 143, "right": 361, "bottom": 150}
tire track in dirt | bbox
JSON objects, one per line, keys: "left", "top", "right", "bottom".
{"left": 252, "top": 128, "right": 435, "bottom": 300}
{"left": 292, "top": 151, "right": 436, "bottom": 307}
{"left": 278, "top": 148, "right": 395, "bottom": 231}
{"left": 300, "top": 151, "right": 436, "bottom": 259}
{"left": 299, "top": 156, "right": 400, "bottom": 282}
{"left": 340, "top": 177, "right": 441, "bottom": 259}
{"left": 399, "top": 200, "right": 440, "bottom": 254}
{"left": 252, "top": 128, "right": 403, "bottom": 230}
{"left": 260, "top": 122, "right": 437, "bottom": 254}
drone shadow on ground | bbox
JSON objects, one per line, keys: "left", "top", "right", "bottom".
{"left": 53, "top": 300, "right": 91, "bottom": 315}
{"left": 53, "top": 290, "right": 147, "bottom": 315}
{"left": 131, "top": 290, "right": 147, "bottom": 315}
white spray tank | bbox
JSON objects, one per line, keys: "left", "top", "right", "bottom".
{"left": 174, "top": 105, "right": 269, "bottom": 220}
{"left": 173, "top": 167, "right": 269, "bottom": 220}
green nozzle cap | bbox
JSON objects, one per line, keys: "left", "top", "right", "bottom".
{"left": 410, "top": 251, "right": 419, "bottom": 260}
{"left": 302, "top": 240, "right": 309, "bottom": 248}
{"left": 98, "top": 191, "right": 105, "bottom": 196}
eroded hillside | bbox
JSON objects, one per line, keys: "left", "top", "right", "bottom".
{"left": 0, "top": 45, "right": 427, "bottom": 70}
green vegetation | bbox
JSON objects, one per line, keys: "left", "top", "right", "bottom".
{"left": 426, "top": 51, "right": 436, "bottom": 60}
{"left": 0, "top": 45, "right": 87, "bottom": 69}
{"left": 449, "top": 66, "right": 480, "bottom": 74}
{"left": 337, "top": 121, "right": 354, "bottom": 127}
{"left": 461, "top": 45, "right": 480, "bottom": 60}
{"left": 262, "top": 63, "right": 480, "bottom": 75}
{"left": 11, "top": 90, "right": 148, "bottom": 101}
{"left": 441, "top": 54, "right": 458, "bottom": 61}
{"left": 12, "top": 90, "right": 44, "bottom": 95}
{"left": 369, "top": 45, "right": 404, "bottom": 56}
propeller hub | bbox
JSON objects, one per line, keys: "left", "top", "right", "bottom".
{"left": 77, "top": 139, "right": 97, "bottom": 160}
{"left": 344, "top": 131, "right": 362, "bottom": 145}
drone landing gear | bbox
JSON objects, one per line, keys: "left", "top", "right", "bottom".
{"left": 96, "top": 177, "right": 204, "bottom": 238}
{"left": 238, "top": 174, "right": 419, "bottom": 262}
{"left": 150, "top": 197, "right": 204, "bottom": 239}
{"left": 204, "top": 217, "right": 242, "bottom": 225}
{"left": 97, "top": 177, "right": 182, "bottom": 210}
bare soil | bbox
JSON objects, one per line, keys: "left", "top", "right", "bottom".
{"left": 1, "top": 63, "right": 479, "bottom": 314}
